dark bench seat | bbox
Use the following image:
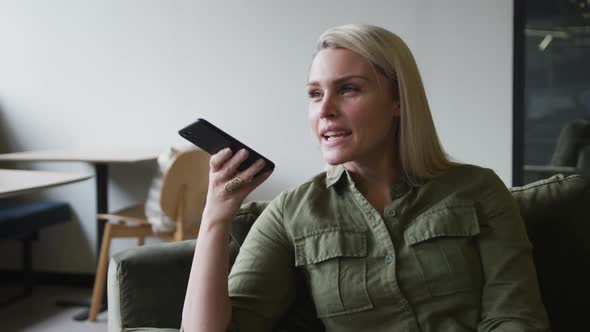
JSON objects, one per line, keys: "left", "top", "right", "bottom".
{"left": 0, "top": 199, "right": 72, "bottom": 304}
{"left": 0, "top": 200, "right": 71, "bottom": 238}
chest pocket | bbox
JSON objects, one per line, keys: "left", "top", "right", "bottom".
{"left": 294, "top": 228, "right": 373, "bottom": 318}
{"left": 405, "top": 201, "right": 482, "bottom": 297}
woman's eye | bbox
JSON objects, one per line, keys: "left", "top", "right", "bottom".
{"left": 340, "top": 85, "right": 358, "bottom": 95}
{"left": 308, "top": 90, "right": 322, "bottom": 99}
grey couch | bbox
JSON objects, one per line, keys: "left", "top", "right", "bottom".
{"left": 107, "top": 174, "right": 590, "bottom": 332}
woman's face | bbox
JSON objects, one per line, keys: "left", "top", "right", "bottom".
{"left": 307, "top": 48, "right": 400, "bottom": 167}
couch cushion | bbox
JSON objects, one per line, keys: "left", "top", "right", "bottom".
{"left": 110, "top": 202, "right": 271, "bottom": 332}
{"left": 111, "top": 240, "right": 197, "bottom": 331}
{"left": 510, "top": 174, "right": 590, "bottom": 223}
{"left": 510, "top": 174, "right": 590, "bottom": 331}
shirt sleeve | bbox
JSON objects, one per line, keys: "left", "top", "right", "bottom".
{"left": 227, "top": 192, "right": 296, "bottom": 332}
{"left": 476, "top": 170, "right": 551, "bottom": 332}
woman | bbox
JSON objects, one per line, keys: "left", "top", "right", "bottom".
{"left": 182, "top": 24, "right": 550, "bottom": 332}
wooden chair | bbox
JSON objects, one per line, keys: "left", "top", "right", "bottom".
{"left": 88, "top": 148, "right": 209, "bottom": 321}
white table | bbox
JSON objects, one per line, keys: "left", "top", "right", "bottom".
{"left": 0, "top": 148, "right": 160, "bottom": 238}
{"left": 0, "top": 148, "right": 161, "bottom": 164}
{"left": 0, "top": 147, "right": 161, "bottom": 320}
{"left": 0, "top": 169, "right": 91, "bottom": 198}
{"left": 0, "top": 147, "right": 160, "bottom": 224}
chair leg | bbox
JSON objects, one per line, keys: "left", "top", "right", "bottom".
{"left": 89, "top": 222, "right": 113, "bottom": 321}
{"left": 21, "top": 235, "right": 34, "bottom": 296}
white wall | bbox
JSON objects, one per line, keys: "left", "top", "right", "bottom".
{"left": 0, "top": 0, "right": 513, "bottom": 273}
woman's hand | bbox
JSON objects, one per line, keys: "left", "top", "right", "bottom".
{"left": 202, "top": 148, "right": 272, "bottom": 225}
{"left": 184, "top": 147, "right": 270, "bottom": 332}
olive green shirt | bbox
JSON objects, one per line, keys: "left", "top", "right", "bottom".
{"left": 228, "top": 164, "right": 550, "bottom": 331}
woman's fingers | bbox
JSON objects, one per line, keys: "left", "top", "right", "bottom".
{"left": 209, "top": 148, "right": 233, "bottom": 172}
{"left": 203, "top": 150, "right": 271, "bottom": 225}
{"left": 218, "top": 149, "right": 249, "bottom": 179}
{"left": 229, "top": 159, "right": 271, "bottom": 194}
{"left": 209, "top": 149, "right": 271, "bottom": 196}
{"left": 246, "top": 169, "right": 272, "bottom": 189}
{"left": 209, "top": 148, "right": 249, "bottom": 176}
{"left": 238, "top": 158, "right": 267, "bottom": 183}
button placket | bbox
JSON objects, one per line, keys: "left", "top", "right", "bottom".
{"left": 385, "top": 209, "right": 397, "bottom": 217}
{"left": 391, "top": 179, "right": 412, "bottom": 202}
{"left": 344, "top": 174, "right": 410, "bottom": 312}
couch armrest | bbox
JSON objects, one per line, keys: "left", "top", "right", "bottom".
{"left": 108, "top": 240, "right": 196, "bottom": 332}
{"left": 576, "top": 146, "right": 590, "bottom": 176}
{"left": 523, "top": 164, "right": 578, "bottom": 183}
{"left": 523, "top": 164, "right": 578, "bottom": 175}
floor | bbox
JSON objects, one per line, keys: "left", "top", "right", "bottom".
{"left": 0, "top": 285, "right": 107, "bottom": 332}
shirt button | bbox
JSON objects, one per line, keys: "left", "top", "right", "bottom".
{"left": 385, "top": 209, "right": 397, "bottom": 217}
{"left": 385, "top": 254, "right": 393, "bottom": 263}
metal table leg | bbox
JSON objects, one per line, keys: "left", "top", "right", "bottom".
{"left": 58, "top": 163, "right": 109, "bottom": 321}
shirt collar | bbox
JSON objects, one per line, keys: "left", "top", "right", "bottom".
{"left": 325, "top": 164, "right": 347, "bottom": 188}
{"left": 325, "top": 164, "right": 415, "bottom": 198}
{"left": 391, "top": 176, "right": 411, "bottom": 198}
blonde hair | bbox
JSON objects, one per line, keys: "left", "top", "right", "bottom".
{"left": 314, "top": 24, "right": 456, "bottom": 182}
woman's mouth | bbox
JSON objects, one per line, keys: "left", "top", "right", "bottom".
{"left": 322, "top": 130, "right": 352, "bottom": 144}
{"left": 323, "top": 130, "right": 352, "bottom": 140}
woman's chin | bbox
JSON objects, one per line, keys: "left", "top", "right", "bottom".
{"left": 324, "top": 160, "right": 341, "bottom": 166}
{"left": 321, "top": 152, "right": 349, "bottom": 166}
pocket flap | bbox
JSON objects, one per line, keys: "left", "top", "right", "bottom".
{"left": 295, "top": 228, "right": 367, "bottom": 266}
{"left": 405, "top": 201, "right": 480, "bottom": 246}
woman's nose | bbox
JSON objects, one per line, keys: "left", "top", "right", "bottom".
{"left": 318, "top": 93, "right": 338, "bottom": 119}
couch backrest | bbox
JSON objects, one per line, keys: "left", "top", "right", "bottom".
{"left": 510, "top": 174, "right": 590, "bottom": 331}
{"left": 230, "top": 174, "right": 590, "bottom": 331}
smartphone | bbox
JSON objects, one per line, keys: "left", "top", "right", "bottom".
{"left": 178, "top": 118, "right": 275, "bottom": 176}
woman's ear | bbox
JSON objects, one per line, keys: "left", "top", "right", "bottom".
{"left": 392, "top": 100, "right": 401, "bottom": 117}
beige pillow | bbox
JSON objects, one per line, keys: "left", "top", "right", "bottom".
{"left": 144, "top": 146, "right": 200, "bottom": 232}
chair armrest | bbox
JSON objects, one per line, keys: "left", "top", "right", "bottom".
{"left": 108, "top": 240, "right": 196, "bottom": 332}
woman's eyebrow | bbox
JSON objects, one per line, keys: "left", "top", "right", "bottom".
{"left": 307, "top": 75, "right": 369, "bottom": 87}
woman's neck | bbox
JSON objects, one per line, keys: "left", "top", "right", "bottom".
{"left": 345, "top": 150, "right": 399, "bottom": 184}
{"left": 344, "top": 154, "right": 400, "bottom": 214}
